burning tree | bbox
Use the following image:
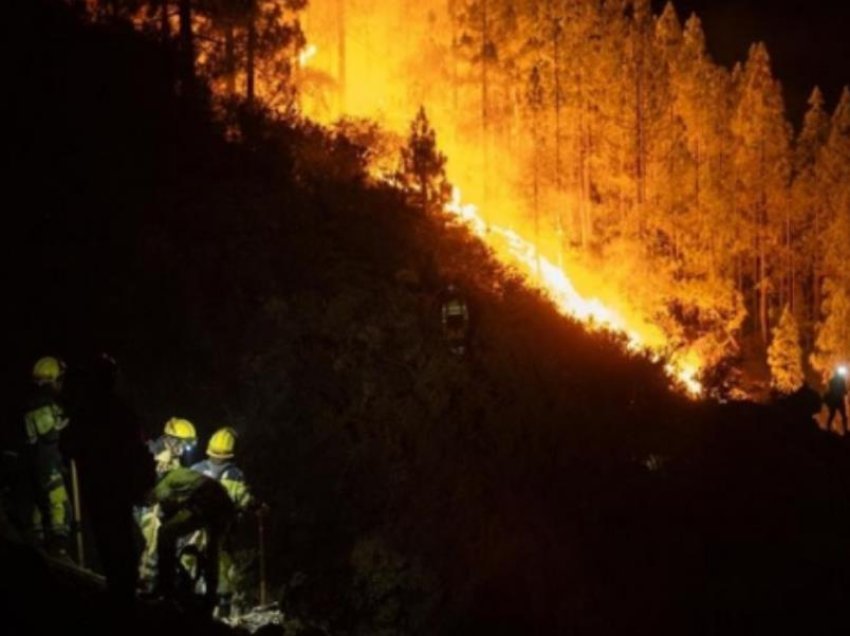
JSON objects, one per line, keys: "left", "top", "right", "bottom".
{"left": 811, "top": 282, "right": 850, "bottom": 380}
{"left": 77, "top": 1, "right": 308, "bottom": 108}
{"left": 767, "top": 305, "right": 804, "bottom": 394}
{"left": 399, "top": 107, "right": 451, "bottom": 215}
{"left": 74, "top": 0, "right": 850, "bottom": 394}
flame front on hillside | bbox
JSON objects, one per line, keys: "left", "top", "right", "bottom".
{"left": 444, "top": 188, "right": 704, "bottom": 397}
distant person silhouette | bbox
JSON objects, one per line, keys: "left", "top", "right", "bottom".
{"left": 441, "top": 282, "right": 470, "bottom": 355}
{"left": 824, "top": 367, "right": 848, "bottom": 435}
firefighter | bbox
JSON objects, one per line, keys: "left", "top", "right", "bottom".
{"left": 193, "top": 428, "right": 253, "bottom": 510}
{"left": 191, "top": 427, "right": 254, "bottom": 617}
{"left": 149, "top": 417, "right": 198, "bottom": 476}
{"left": 24, "top": 356, "right": 72, "bottom": 557}
{"left": 138, "top": 417, "right": 198, "bottom": 590}
{"left": 824, "top": 366, "right": 848, "bottom": 435}
{"left": 148, "top": 467, "right": 235, "bottom": 615}
{"left": 441, "top": 283, "right": 470, "bottom": 355}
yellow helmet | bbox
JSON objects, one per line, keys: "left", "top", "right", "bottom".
{"left": 207, "top": 427, "right": 238, "bottom": 459}
{"left": 32, "top": 356, "right": 65, "bottom": 384}
{"left": 164, "top": 417, "right": 197, "bottom": 441}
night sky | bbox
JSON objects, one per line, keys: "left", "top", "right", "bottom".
{"left": 652, "top": 0, "right": 850, "bottom": 126}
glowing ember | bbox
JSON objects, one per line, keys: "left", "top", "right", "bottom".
{"left": 298, "top": 44, "right": 318, "bottom": 68}
{"left": 445, "top": 188, "right": 704, "bottom": 397}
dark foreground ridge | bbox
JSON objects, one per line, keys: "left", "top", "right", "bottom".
{"left": 0, "top": 522, "right": 239, "bottom": 635}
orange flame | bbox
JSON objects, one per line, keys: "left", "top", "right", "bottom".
{"left": 445, "top": 188, "right": 704, "bottom": 397}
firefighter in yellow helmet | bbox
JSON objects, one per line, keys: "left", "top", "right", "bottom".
{"left": 24, "top": 356, "right": 72, "bottom": 557}
{"left": 191, "top": 427, "right": 254, "bottom": 617}
{"left": 138, "top": 417, "right": 198, "bottom": 590}
{"left": 149, "top": 417, "right": 198, "bottom": 476}
{"left": 193, "top": 428, "right": 252, "bottom": 509}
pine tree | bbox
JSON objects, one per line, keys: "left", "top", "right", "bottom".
{"left": 811, "top": 88, "right": 850, "bottom": 378}
{"left": 649, "top": 2, "right": 689, "bottom": 258}
{"left": 525, "top": 63, "right": 545, "bottom": 276}
{"left": 792, "top": 87, "right": 831, "bottom": 341}
{"left": 453, "top": 1, "right": 517, "bottom": 206}
{"left": 400, "top": 107, "right": 451, "bottom": 215}
{"left": 674, "top": 13, "right": 734, "bottom": 280}
{"left": 811, "top": 281, "right": 850, "bottom": 380}
{"left": 730, "top": 43, "right": 792, "bottom": 342}
{"left": 767, "top": 305, "right": 804, "bottom": 393}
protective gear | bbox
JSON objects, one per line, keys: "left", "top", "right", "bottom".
{"left": 31, "top": 454, "right": 71, "bottom": 543}
{"left": 148, "top": 418, "right": 197, "bottom": 476}
{"left": 139, "top": 418, "right": 197, "bottom": 583}
{"left": 192, "top": 448, "right": 255, "bottom": 616}
{"left": 32, "top": 357, "right": 65, "bottom": 385}
{"left": 138, "top": 507, "right": 161, "bottom": 589}
{"left": 192, "top": 459, "right": 253, "bottom": 512}
{"left": 164, "top": 417, "right": 197, "bottom": 441}
{"left": 24, "top": 402, "right": 68, "bottom": 445}
{"left": 24, "top": 384, "right": 71, "bottom": 548}
{"left": 441, "top": 285, "right": 470, "bottom": 355}
{"left": 207, "top": 427, "right": 237, "bottom": 460}
{"left": 150, "top": 468, "right": 235, "bottom": 614}
{"left": 442, "top": 297, "right": 469, "bottom": 322}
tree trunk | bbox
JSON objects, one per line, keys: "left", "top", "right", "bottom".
{"left": 449, "top": 0, "right": 459, "bottom": 142}
{"left": 758, "top": 144, "right": 770, "bottom": 342}
{"left": 160, "top": 0, "right": 170, "bottom": 42}
{"left": 337, "top": 0, "right": 347, "bottom": 112}
{"left": 225, "top": 22, "right": 236, "bottom": 96}
{"left": 549, "top": 3, "right": 564, "bottom": 265}
{"left": 481, "top": 0, "right": 490, "bottom": 205}
{"left": 578, "top": 95, "right": 592, "bottom": 249}
{"left": 247, "top": 16, "right": 256, "bottom": 104}
{"left": 785, "top": 206, "right": 794, "bottom": 312}
{"left": 809, "top": 205, "right": 822, "bottom": 349}
{"left": 178, "top": 0, "right": 195, "bottom": 98}
{"left": 420, "top": 173, "right": 428, "bottom": 215}
{"left": 533, "top": 108, "right": 541, "bottom": 278}
{"left": 633, "top": 23, "right": 646, "bottom": 241}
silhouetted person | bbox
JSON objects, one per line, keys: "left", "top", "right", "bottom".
{"left": 63, "top": 353, "right": 154, "bottom": 606}
{"left": 1, "top": 373, "right": 37, "bottom": 542}
{"left": 824, "top": 367, "right": 848, "bottom": 435}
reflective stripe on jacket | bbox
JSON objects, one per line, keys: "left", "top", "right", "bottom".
{"left": 191, "top": 459, "right": 253, "bottom": 512}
